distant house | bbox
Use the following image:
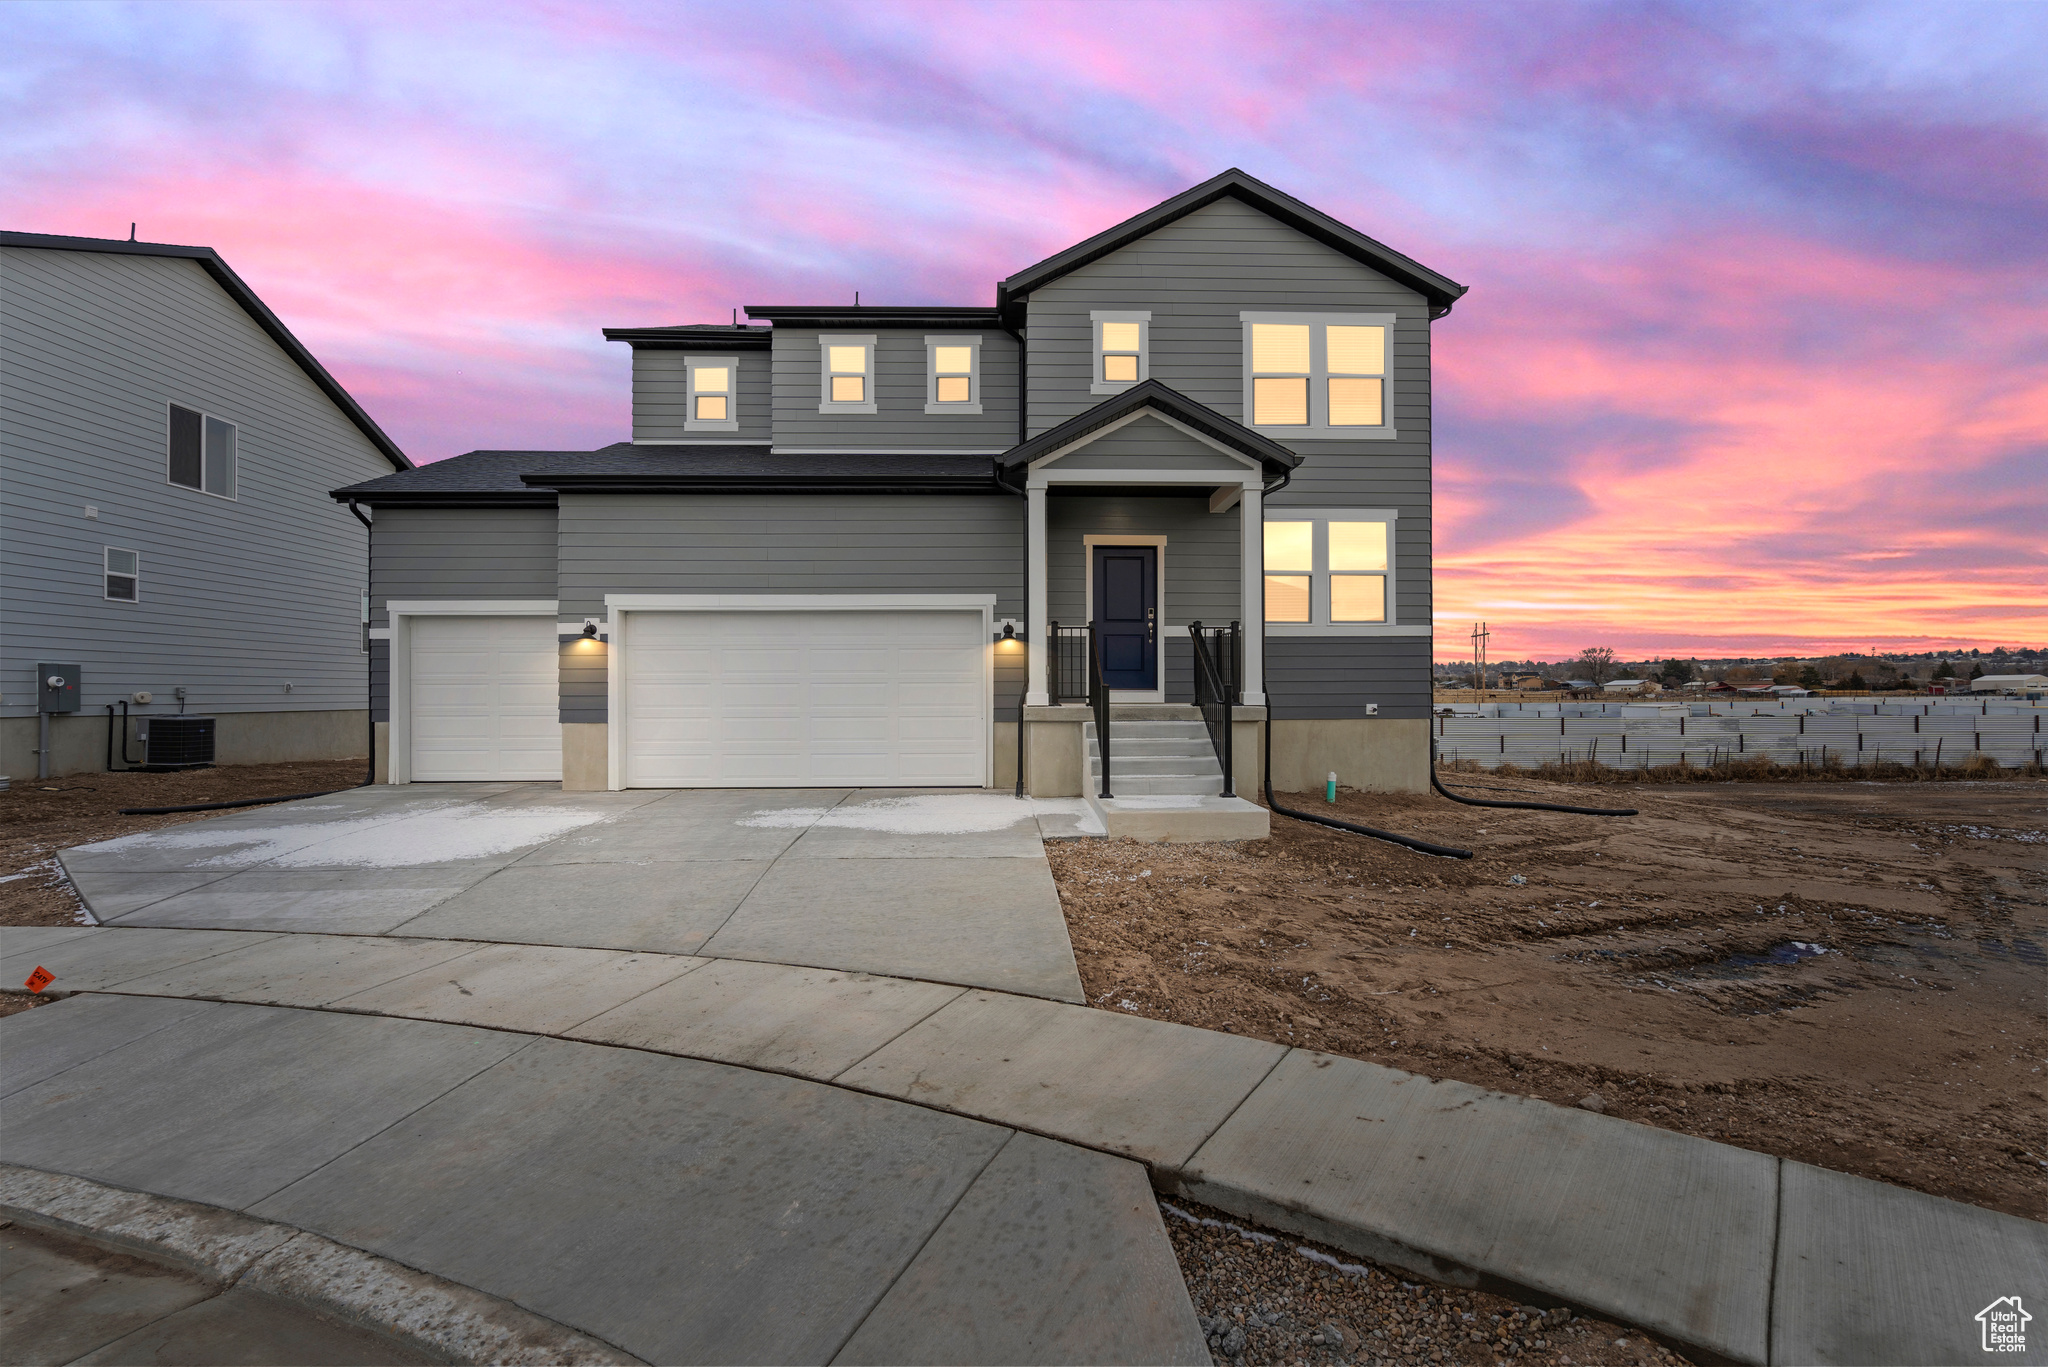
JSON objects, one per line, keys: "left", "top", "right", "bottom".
{"left": 2, "top": 230, "right": 409, "bottom": 779}
{"left": 1971, "top": 673, "right": 2048, "bottom": 693}
{"left": 1563, "top": 678, "right": 1597, "bottom": 691}
{"left": 1601, "top": 678, "right": 1650, "bottom": 693}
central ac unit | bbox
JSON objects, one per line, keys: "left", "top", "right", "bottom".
{"left": 136, "top": 716, "right": 216, "bottom": 770}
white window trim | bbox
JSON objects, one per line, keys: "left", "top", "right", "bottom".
{"left": 1262, "top": 509, "right": 1422, "bottom": 636}
{"left": 684, "top": 355, "right": 740, "bottom": 433}
{"left": 382, "top": 599, "right": 561, "bottom": 785}
{"left": 924, "top": 334, "right": 983, "bottom": 414}
{"left": 602, "top": 594, "right": 997, "bottom": 792}
{"left": 1091, "top": 310, "right": 1151, "bottom": 395}
{"left": 104, "top": 546, "right": 140, "bottom": 603}
{"left": 818, "top": 334, "right": 878, "bottom": 414}
{"left": 165, "top": 400, "right": 239, "bottom": 500}
{"left": 1079, "top": 534, "right": 1168, "bottom": 702}
{"left": 1239, "top": 312, "right": 1397, "bottom": 441}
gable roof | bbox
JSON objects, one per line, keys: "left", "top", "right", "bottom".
{"left": 997, "top": 379, "right": 1300, "bottom": 478}
{"left": 996, "top": 168, "right": 1468, "bottom": 323}
{"left": 1, "top": 230, "right": 411, "bottom": 470}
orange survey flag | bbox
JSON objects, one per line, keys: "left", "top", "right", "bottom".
{"left": 24, "top": 966, "right": 54, "bottom": 992}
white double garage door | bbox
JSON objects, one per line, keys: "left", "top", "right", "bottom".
{"left": 407, "top": 605, "right": 990, "bottom": 787}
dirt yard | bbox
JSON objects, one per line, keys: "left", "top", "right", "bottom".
{"left": 0, "top": 760, "right": 367, "bottom": 927}
{"left": 1048, "top": 776, "right": 2047, "bottom": 1221}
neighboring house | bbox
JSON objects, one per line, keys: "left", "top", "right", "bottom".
{"left": 332, "top": 170, "right": 1467, "bottom": 828}
{"left": 2, "top": 231, "right": 409, "bottom": 779}
{"left": 1602, "top": 678, "right": 1650, "bottom": 694}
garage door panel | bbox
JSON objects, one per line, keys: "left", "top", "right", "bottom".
{"left": 410, "top": 616, "right": 562, "bottom": 782}
{"left": 624, "top": 610, "right": 986, "bottom": 788}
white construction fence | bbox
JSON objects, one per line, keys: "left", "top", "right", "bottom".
{"left": 1433, "top": 697, "right": 2048, "bottom": 771}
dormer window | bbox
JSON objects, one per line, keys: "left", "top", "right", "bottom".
{"left": 818, "top": 335, "right": 877, "bottom": 413}
{"left": 1091, "top": 311, "right": 1149, "bottom": 394}
{"left": 925, "top": 336, "right": 983, "bottom": 413}
{"left": 1241, "top": 312, "right": 1395, "bottom": 439}
{"left": 685, "top": 356, "right": 739, "bottom": 432}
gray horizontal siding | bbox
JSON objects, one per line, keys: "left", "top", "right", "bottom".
{"left": 1021, "top": 196, "right": 1431, "bottom": 624}
{"left": 1047, "top": 415, "right": 1253, "bottom": 472}
{"left": 1266, "top": 636, "right": 1430, "bottom": 719}
{"left": 1045, "top": 494, "right": 1242, "bottom": 627}
{"left": 368, "top": 508, "right": 559, "bottom": 626}
{"left": 1, "top": 246, "right": 394, "bottom": 718}
{"left": 558, "top": 493, "right": 1023, "bottom": 619}
{"left": 632, "top": 348, "right": 771, "bottom": 443}
{"left": 770, "top": 328, "right": 1019, "bottom": 449}
{"left": 560, "top": 635, "right": 607, "bottom": 724}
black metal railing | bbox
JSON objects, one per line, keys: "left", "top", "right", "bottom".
{"left": 1048, "top": 622, "right": 1092, "bottom": 703}
{"left": 1188, "top": 621, "right": 1239, "bottom": 796}
{"left": 1088, "top": 622, "right": 1112, "bottom": 798}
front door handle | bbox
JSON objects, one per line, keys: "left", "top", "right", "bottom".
{"left": 1147, "top": 608, "right": 1155, "bottom": 643}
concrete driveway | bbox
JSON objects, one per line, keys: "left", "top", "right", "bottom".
{"left": 58, "top": 786, "right": 1091, "bottom": 1002}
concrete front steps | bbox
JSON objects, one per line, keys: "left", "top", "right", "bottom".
{"left": 1082, "top": 709, "right": 1268, "bottom": 841}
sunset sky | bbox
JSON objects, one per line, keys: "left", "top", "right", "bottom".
{"left": 7, "top": 1, "right": 2043, "bottom": 661}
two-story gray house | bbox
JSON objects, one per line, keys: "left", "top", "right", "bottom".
{"left": 333, "top": 170, "right": 1465, "bottom": 838}
{"left": 2, "top": 231, "right": 410, "bottom": 779}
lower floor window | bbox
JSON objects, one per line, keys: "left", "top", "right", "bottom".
{"left": 105, "top": 547, "right": 139, "bottom": 601}
{"left": 1263, "top": 513, "right": 1392, "bottom": 627}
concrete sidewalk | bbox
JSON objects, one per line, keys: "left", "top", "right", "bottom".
{"left": 56, "top": 785, "right": 1088, "bottom": 1002}
{"left": 7, "top": 923, "right": 2042, "bottom": 1365}
{"left": 1, "top": 991, "right": 1206, "bottom": 1366}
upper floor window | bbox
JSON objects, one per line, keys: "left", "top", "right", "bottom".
{"left": 1091, "top": 311, "right": 1150, "bottom": 394}
{"left": 818, "top": 334, "right": 877, "bottom": 413}
{"left": 167, "top": 403, "right": 237, "bottom": 498}
{"left": 925, "top": 336, "right": 983, "bottom": 413}
{"left": 105, "top": 547, "right": 139, "bottom": 602}
{"left": 685, "top": 356, "right": 739, "bottom": 432}
{"left": 1240, "top": 313, "right": 1394, "bottom": 439}
{"left": 1262, "top": 510, "right": 1395, "bottom": 631}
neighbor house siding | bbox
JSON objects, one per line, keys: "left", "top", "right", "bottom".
{"left": 631, "top": 347, "right": 772, "bottom": 444}
{"left": 367, "top": 507, "right": 559, "bottom": 627}
{"left": 0, "top": 246, "right": 393, "bottom": 722}
{"left": 1044, "top": 494, "right": 1242, "bottom": 628}
{"left": 769, "top": 328, "right": 1020, "bottom": 450}
{"left": 1021, "top": 196, "right": 1433, "bottom": 627}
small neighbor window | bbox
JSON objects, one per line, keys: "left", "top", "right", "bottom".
{"left": 1241, "top": 313, "right": 1394, "bottom": 438}
{"left": 1091, "top": 311, "right": 1149, "bottom": 393}
{"left": 925, "top": 335, "right": 982, "bottom": 413}
{"left": 685, "top": 356, "right": 739, "bottom": 432}
{"left": 105, "top": 547, "right": 139, "bottom": 602}
{"left": 818, "top": 334, "right": 877, "bottom": 413}
{"left": 167, "top": 403, "right": 237, "bottom": 497}
{"left": 1263, "top": 511, "right": 1395, "bottom": 630}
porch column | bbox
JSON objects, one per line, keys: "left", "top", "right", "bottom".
{"left": 1025, "top": 482, "right": 1049, "bottom": 705}
{"left": 1239, "top": 482, "right": 1265, "bottom": 705}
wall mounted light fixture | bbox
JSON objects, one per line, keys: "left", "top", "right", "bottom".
{"left": 581, "top": 620, "right": 599, "bottom": 639}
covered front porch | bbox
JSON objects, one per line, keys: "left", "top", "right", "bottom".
{"left": 1003, "top": 381, "right": 1295, "bottom": 838}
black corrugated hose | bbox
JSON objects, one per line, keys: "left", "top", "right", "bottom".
{"left": 1429, "top": 737, "right": 1636, "bottom": 816}
{"left": 1263, "top": 701, "right": 1474, "bottom": 860}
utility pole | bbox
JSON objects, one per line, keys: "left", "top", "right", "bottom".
{"left": 1470, "top": 621, "right": 1490, "bottom": 693}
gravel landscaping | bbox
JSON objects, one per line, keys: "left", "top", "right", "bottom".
{"left": 1163, "top": 1195, "right": 1689, "bottom": 1367}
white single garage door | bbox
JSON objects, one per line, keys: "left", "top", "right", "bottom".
{"left": 410, "top": 616, "right": 562, "bottom": 781}
{"left": 623, "top": 610, "right": 986, "bottom": 787}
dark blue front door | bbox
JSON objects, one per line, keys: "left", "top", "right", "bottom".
{"left": 1093, "top": 545, "right": 1158, "bottom": 691}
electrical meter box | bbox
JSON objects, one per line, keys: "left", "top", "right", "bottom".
{"left": 38, "top": 664, "right": 82, "bottom": 713}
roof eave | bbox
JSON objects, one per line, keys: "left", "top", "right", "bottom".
{"left": 602, "top": 326, "right": 772, "bottom": 350}
{"left": 994, "top": 169, "right": 1468, "bottom": 321}
{"left": 997, "top": 380, "right": 1300, "bottom": 475}
{"left": 3, "top": 231, "right": 412, "bottom": 471}
{"left": 742, "top": 306, "right": 1004, "bottom": 330}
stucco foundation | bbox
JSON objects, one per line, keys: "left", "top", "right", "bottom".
{"left": 561, "top": 722, "right": 608, "bottom": 792}
{"left": 2, "top": 710, "right": 369, "bottom": 781}
{"left": 1268, "top": 717, "right": 1429, "bottom": 794}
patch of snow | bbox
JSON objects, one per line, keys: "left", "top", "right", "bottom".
{"left": 71, "top": 803, "right": 612, "bottom": 869}
{"left": 738, "top": 793, "right": 1038, "bottom": 835}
